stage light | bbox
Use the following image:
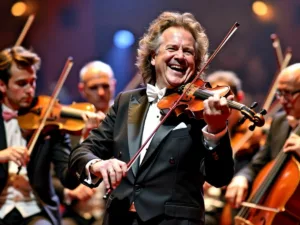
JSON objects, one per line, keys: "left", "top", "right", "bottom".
{"left": 11, "top": 1, "right": 27, "bottom": 17}
{"left": 252, "top": 1, "right": 268, "bottom": 16}
{"left": 113, "top": 30, "right": 135, "bottom": 49}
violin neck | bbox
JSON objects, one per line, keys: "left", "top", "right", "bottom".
{"left": 193, "top": 89, "right": 244, "bottom": 110}
{"left": 60, "top": 106, "right": 89, "bottom": 120}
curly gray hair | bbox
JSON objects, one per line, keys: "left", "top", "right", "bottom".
{"left": 136, "top": 11, "right": 209, "bottom": 84}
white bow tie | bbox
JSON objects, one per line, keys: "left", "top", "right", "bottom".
{"left": 146, "top": 84, "right": 166, "bottom": 102}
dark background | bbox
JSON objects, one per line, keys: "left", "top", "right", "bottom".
{"left": 1, "top": 0, "right": 299, "bottom": 106}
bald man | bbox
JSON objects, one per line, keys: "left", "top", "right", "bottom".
{"left": 78, "top": 61, "right": 116, "bottom": 113}
{"left": 225, "top": 63, "right": 300, "bottom": 212}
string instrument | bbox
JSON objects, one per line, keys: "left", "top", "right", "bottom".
{"left": 158, "top": 79, "right": 266, "bottom": 130}
{"left": 235, "top": 124, "right": 300, "bottom": 225}
{"left": 231, "top": 121, "right": 265, "bottom": 159}
{"left": 15, "top": 14, "right": 35, "bottom": 46}
{"left": 232, "top": 35, "right": 295, "bottom": 225}
{"left": 102, "top": 22, "right": 269, "bottom": 199}
{"left": 18, "top": 95, "right": 97, "bottom": 135}
{"left": 219, "top": 34, "right": 291, "bottom": 225}
{"left": 17, "top": 57, "right": 74, "bottom": 174}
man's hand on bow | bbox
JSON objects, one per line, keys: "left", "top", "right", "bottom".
{"left": 0, "top": 146, "right": 29, "bottom": 166}
{"left": 90, "top": 159, "right": 127, "bottom": 190}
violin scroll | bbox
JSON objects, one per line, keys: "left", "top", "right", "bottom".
{"left": 238, "top": 102, "right": 267, "bottom": 131}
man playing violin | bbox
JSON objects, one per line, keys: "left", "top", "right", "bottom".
{"left": 69, "top": 11, "right": 234, "bottom": 225}
{"left": 60, "top": 61, "right": 116, "bottom": 225}
{"left": 0, "top": 46, "right": 81, "bottom": 225}
{"left": 225, "top": 63, "right": 300, "bottom": 210}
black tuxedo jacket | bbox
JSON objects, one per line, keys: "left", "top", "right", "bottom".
{"left": 0, "top": 105, "right": 79, "bottom": 225}
{"left": 69, "top": 88, "right": 234, "bottom": 224}
{"left": 237, "top": 111, "right": 292, "bottom": 183}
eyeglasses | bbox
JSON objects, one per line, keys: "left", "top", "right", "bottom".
{"left": 275, "top": 89, "right": 300, "bottom": 101}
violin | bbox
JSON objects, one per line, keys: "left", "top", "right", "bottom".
{"left": 18, "top": 95, "right": 98, "bottom": 135}
{"left": 158, "top": 79, "right": 266, "bottom": 130}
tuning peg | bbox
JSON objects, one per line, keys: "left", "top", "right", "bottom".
{"left": 238, "top": 116, "right": 246, "bottom": 125}
{"left": 260, "top": 109, "right": 267, "bottom": 115}
{"left": 250, "top": 102, "right": 258, "bottom": 109}
{"left": 249, "top": 123, "right": 256, "bottom": 131}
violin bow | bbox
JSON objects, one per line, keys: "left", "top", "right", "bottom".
{"left": 270, "top": 33, "right": 284, "bottom": 69}
{"left": 15, "top": 14, "right": 35, "bottom": 46}
{"left": 102, "top": 22, "right": 240, "bottom": 198}
{"left": 17, "top": 57, "right": 74, "bottom": 174}
{"left": 126, "top": 22, "right": 240, "bottom": 171}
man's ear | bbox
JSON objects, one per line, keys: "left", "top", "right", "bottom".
{"left": 0, "top": 80, "right": 7, "bottom": 94}
{"left": 236, "top": 90, "right": 245, "bottom": 102}
{"left": 78, "top": 82, "right": 86, "bottom": 98}
{"left": 151, "top": 52, "right": 156, "bottom": 66}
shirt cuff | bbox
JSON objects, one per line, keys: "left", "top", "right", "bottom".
{"left": 202, "top": 125, "right": 228, "bottom": 150}
{"left": 63, "top": 189, "right": 72, "bottom": 205}
{"left": 84, "top": 159, "right": 102, "bottom": 185}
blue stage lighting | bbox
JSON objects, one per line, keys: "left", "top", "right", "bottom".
{"left": 113, "top": 30, "right": 135, "bottom": 49}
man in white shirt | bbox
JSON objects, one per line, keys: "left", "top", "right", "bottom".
{"left": 0, "top": 46, "right": 80, "bottom": 225}
{"left": 69, "top": 11, "right": 235, "bottom": 225}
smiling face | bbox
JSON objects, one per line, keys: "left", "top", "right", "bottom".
{"left": 151, "top": 27, "right": 196, "bottom": 89}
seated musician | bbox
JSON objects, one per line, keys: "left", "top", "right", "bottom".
{"left": 0, "top": 46, "right": 81, "bottom": 225}
{"left": 225, "top": 63, "right": 300, "bottom": 217}
{"left": 58, "top": 61, "right": 116, "bottom": 225}
{"left": 204, "top": 70, "right": 264, "bottom": 225}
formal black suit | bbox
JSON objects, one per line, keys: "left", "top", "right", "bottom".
{"left": 0, "top": 104, "right": 79, "bottom": 225}
{"left": 236, "top": 111, "right": 291, "bottom": 184}
{"left": 69, "top": 88, "right": 234, "bottom": 225}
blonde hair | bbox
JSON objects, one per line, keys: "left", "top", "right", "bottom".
{"left": 136, "top": 11, "right": 209, "bottom": 84}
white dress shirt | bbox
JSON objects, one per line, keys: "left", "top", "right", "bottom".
{"left": 0, "top": 104, "right": 41, "bottom": 218}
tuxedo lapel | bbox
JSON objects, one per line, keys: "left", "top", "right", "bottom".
{"left": 0, "top": 105, "right": 8, "bottom": 188}
{"left": 0, "top": 107, "right": 7, "bottom": 151}
{"left": 127, "top": 93, "right": 149, "bottom": 176}
{"left": 139, "top": 121, "right": 175, "bottom": 170}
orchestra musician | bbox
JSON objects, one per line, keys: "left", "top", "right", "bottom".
{"left": 225, "top": 63, "right": 300, "bottom": 213}
{"left": 60, "top": 61, "right": 116, "bottom": 225}
{"left": 69, "top": 11, "right": 234, "bottom": 225}
{"left": 0, "top": 46, "right": 81, "bottom": 225}
{"left": 204, "top": 70, "right": 264, "bottom": 225}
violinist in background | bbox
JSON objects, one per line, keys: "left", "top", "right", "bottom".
{"left": 69, "top": 11, "right": 234, "bottom": 225}
{"left": 0, "top": 46, "right": 80, "bottom": 225}
{"left": 225, "top": 63, "right": 300, "bottom": 213}
{"left": 207, "top": 71, "right": 264, "bottom": 172}
{"left": 78, "top": 61, "right": 116, "bottom": 114}
{"left": 59, "top": 61, "right": 116, "bottom": 225}
{"left": 204, "top": 71, "right": 264, "bottom": 225}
